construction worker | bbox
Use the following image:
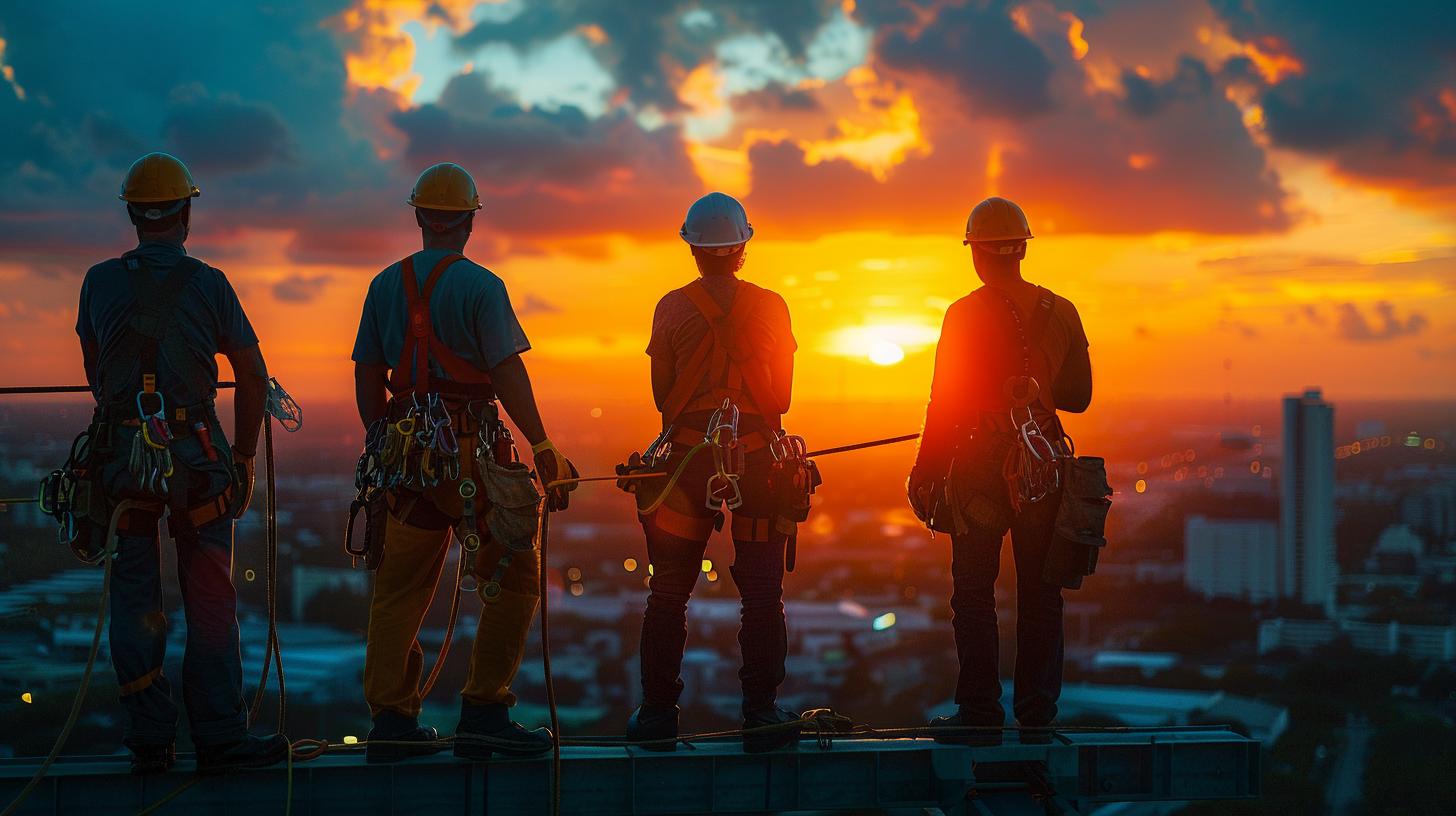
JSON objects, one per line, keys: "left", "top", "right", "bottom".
{"left": 625, "top": 192, "right": 801, "bottom": 753}
{"left": 75, "top": 152, "right": 287, "bottom": 774}
{"left": 907, "top": 197, "right": 1092, "bottom": 742}
{"left": 351, "top": 162, "right": 578, "bottom": 763}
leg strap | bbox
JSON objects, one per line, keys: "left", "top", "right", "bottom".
{"left": 118, "top": 667, "right": 164, "bottom": 697}
{"left": 651, "top": 505, "right": 716, "bottom": 541}
{"left": 731, "top": 515, "right": 775, "bottom": 543}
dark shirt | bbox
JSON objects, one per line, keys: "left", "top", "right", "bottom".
{"left": 917, "top": 285, "right": 1091, "bottom": 469}
{"left": 76, "top": 241, "right": 258, "bottom": 408}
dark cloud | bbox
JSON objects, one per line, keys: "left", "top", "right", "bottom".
{"left": 732, "top": 84, "right": 824, "bottom": 113}
{"left": 1335, "top": 301, "right": 1429, "bottom": 342}
{"left": 516, "top": 293, "right": 562, "bottom": 317}
{"left": 272, "top": 273, "right": 333, "bottom": 303}
{"left": 163, "top": 86, "right": 294, "bottom": 173}
{"left": 390, "top": 73, "right": 701, "bottom": 239}
{"left": 1209, "top": 0, "right": 1456, "bottom": 202}
{"left": 454, "top": 1, "right": 843, "bottom": 112}
{"left": 876, "top": 2, "right": 1054, "bottom": 119}
{"left": 1121, "top": 57, "right": 1215, "bottom": 118}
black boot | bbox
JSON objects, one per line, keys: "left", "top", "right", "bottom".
{"left": 366, "top": 710, "right": 444, "bottom": 764}
{"left": 742, "top": 706, "right": 801, "bottom": 754}
{"left": 195, "top": 734, "right": 290, "bottom": 775}
{"left": 130, "top": 743, "right": 175, "bottom": 775}
{"left": 454, "top": 702, "right": 553, "bottom": 760}
{"left": 625, "top": 703, "right": 680, "bottom": 752}
{"left": 929, "top": 710, "right": 1003, "bottom": 747}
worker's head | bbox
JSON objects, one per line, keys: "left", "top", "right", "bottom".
{"left": 119, "top": 152, "right": 199, "bottom": 243}
{"left": 681, "top": 192, "right": 753, "bottom": 277}
{"left": 408, "top": 162, "right": 481, "bottom": 249}
{"left": 964, "top": 196, "right": 1032, "bottom": 283}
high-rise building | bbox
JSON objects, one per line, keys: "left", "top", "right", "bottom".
{"left": 1184, "top": 516, "right": 1279, "bottom": 602}
{"left": 1280, "top": 389, "right": 1337, "bottom": 613}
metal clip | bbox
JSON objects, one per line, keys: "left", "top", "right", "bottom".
{"left": 266, "top": 377, "right": 304, "bottom": 432}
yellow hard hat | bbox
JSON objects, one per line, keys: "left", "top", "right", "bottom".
{"left": 407, "top": 162, "right": 482, "bottom": 211}
{"left": 118, "top": 153, "right": 200, "bottom": 203}
{"left": 964, "top": 196, "right": 1033, "bottom": 249}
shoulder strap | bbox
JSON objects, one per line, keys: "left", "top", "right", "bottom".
{"left": 389, "top": 253, "right": 492, "bottom": 397}
{"left": 1027, "top": 287, "right": 1055, "bottom": 346}
{"left": 659, "top": 280, "right": 780, "bottom": 425}
{"left": 660, "top": 281, "right": 723, "bottom": 424}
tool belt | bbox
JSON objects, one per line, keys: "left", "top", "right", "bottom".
{"left": 1042, "top": 456, "right": 1112, "bottom": 589}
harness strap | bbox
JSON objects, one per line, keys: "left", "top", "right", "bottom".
{"left": 107, "top": 256, "right": 205, "bottom": 398}
{"left": 660, "top": 280, "right": 780, "bottom": 426}
{"left": 389, "top": 253, "right": 494, "bottom": 397}
{"left": 1025, "top": 287, "right": 1057, "bottom": 412}
{"left": 730, "top": 515, "right": 774, "bottom": 543}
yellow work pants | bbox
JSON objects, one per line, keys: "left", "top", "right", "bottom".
{"left": 362, "top": 452, "right": 540, "bottom": 718}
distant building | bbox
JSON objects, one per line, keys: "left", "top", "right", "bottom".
{"left": 1258, "top": 618, "right": 1456, "bottom": 662}
{"left": 1280, "top": 389, "right": 1337, "bottom": 613}
{"left": 1184, "top": 516, "right": 1278, "bottom": 603}
{"left": 1401, "top": 482, "right": 1456, "bottom": 545}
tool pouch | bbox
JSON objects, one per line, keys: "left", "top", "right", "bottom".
{"left": 769, "top": 458, "right": 821, "bottom": 531}
{"left": 1042, "top": 456, "right": 1112, "bottom": 589}
{"left": 938, "top": 433, "right": 1016, "bottom": 533}
{"left": 481, "top": 456, "right": 542, "bottom": 552}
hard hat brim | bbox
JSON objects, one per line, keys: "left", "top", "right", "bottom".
{"left": 679, "top": 224, "right": 754, "bottom": 248}
{"left": 118, "top": 187, "right": 201, "bottom": 203}
{"left": 407, "top": 197, "right": 482, "bottom": 211}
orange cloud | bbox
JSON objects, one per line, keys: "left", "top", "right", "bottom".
{"left": 1241, "top": 36, "right": 1303, "bottom": 85}
{"left": 333, "top": 0, "right": 478, "bottom": 103}
{"left": 1062, "top": 13, "right": 1089, "bottom": 61}
{"left": 0, "top": 37, "right": 24, "bottom": 100}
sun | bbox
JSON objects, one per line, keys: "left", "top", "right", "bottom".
{"left": 868, "top": 340, "right": 906, "bottom": 366}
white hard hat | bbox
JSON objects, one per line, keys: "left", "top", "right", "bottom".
{"left": 680, "top": 192, "right": 754, "bottom": 249}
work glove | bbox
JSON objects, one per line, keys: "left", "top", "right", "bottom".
{"left": 531, "top": 439, "right": 579, "bottom": 512}
{"left": 615, "top": 452, "right": 648, "bottom": 493}
{"left": 906, "top": 464, "right": 944, "bottom": 526}
{"left": 232, "top": 448, "right": 257, "bottom": 519}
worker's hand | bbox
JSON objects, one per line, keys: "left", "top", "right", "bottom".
{"left": 615, "top": 452, "right": 648, "bottom": 493}
{"left": 231, "top": 448, "right": 257, "bottom": 518}
{"left": 532, "top": 439, "right": 579, "bottom": 512}
{"left": 907, "top": 464, "right": 943, "bottom": 526}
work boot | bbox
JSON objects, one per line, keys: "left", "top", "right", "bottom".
{"left": 130, "top": 743, "right": 175, "bottom": 775}
{"left": 366, "top": 710, "right": 445, "bottom": 764}
{"left": 929, "top": 709, "right": 1003, "bottom": 747}
{"left": 625, "top": 703, "right": 680, "bottom": 752}
{"left": 454, "top": 702, "right": 553, "bottom": 760}
{"left": 742, "top": 706, "right": 801, "bottom": 754}
{"left": 195, "top": 733, "right": 290, "bottom": 775}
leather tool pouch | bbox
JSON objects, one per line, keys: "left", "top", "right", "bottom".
{"left": 362, "top": 492, "right": 388, "bottom": 570}
{"left": 482, "top": 457, "right": 542, "bottom": 551}
{"left": 1042, "top": 456, "right": 1112, "bottom": 589}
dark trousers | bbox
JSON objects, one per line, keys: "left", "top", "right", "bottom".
{"left": 103, "top": 423, "right": 247, "bottom": 749}
{"left": 949, "top": 492, "right": 1064, "bottom": 727}
{"left": 637, "top": 445, "right": 787, "bottom": 713}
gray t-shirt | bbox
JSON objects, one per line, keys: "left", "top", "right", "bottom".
{"left": 76, "top": 241, "right": 258, "bottom": 407}
{"left": 351, "top": 250, "right": 531, "bottom": 381}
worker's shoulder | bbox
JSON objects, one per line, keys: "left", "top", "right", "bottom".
{"left": 445, "top": 255, "right": 505, "bottom": 291}
{"left": 735, "top": 279, "right": 789, "bottom": 312}
{"left": 1038, "top": 286, "right": 1082, "bottom": 323}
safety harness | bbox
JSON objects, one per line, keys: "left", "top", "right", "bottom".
{"left": 387, "top": 253, "right": 494, "bottom": 399}
{"left": 622, "top": 279, "right": 818, "bottom": 561}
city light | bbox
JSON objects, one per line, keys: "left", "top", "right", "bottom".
{"left": 706, "top": 570, "right": 719, "bottom": 582}
{"left": 566, "top": 567, "right": 582, "bottom": 582}
{"left": 623, "top": 558, "right": 637, "bottom": 572}
{"left": 1135, "top": 479, "right": 1147, "bottom": 494}
{"left": 343, "top": 735, "right": 358, "bottom": 745}
{"left": 701, "top": 559, "right": 712, "bottom": 573}
{"left": 569, "top": 583, "right": 584, "bottom": 597}
{"left": 872, "top": 612, "right": 896, "bottom": 631}
{"left": 20, "top": 692, "right": 32, "bottom": 704}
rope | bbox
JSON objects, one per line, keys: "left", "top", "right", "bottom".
{"left": 0, "top": 501, "right": 139, "bottom": 816}
{"left": 631, "top": 441, "right": 710, "bottom": 515}
{"left": 418, "top": 550, "right": 464, "bottom": 699}
{"left": 0, "top": 382, "right": 236, "bottom": 396}
{"left": 805, "top": 432, "right": 920, "bottom": 458}
{"left": 539, "top": 507, "right": 563, "bottom": 816}
{"left": 248, "top": 418, "right": 287, "bottom": 731}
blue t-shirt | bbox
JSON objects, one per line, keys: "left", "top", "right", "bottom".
{"left": 351, "top": 250, "right": 531, "bottom": 382}
{"left": 76, "top": 241, "right": 258, "bottom": 407}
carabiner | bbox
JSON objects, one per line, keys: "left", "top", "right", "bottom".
{"left": 266, "top": 377, "right": 304, "bottom": 432}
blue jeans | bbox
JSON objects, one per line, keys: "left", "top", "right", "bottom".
{"left": 101, "top": 421, "right": 247, "bottom": 749}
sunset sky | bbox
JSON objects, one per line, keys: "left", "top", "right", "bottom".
{"left": 1, "top": 0, "right": 1453, "bottom": 429}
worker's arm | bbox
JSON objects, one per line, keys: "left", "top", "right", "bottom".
{"left": 771, "top": 293, "right": 795, "bottom": 413}
{"left": 491, "top": 352, "right": 578, "bottom": 510}
{"left": 1053, "top": 345, "right": 1092, "bottom": 413}
{"left": 1052, "top": 306, "right": 1092, "bottom": 413}
{"left": 225, "top": 344, "right": 269, "bottom": 456}
{"left": 354, "top": 362, "right": 390, "bottom": 430}
{"left": 81, "top": 340, "right": 99, "bottom": 391}
{"left": 490, "top": 353, "right": 548, "bottom": 446}
{"left": 914, "top": 301, "right": 973, "bottom": 474}
{"left": 650, "top": 353, "right": 676, "bottom": 414}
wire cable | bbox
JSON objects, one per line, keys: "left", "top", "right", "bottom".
{"left": 0, "top": 383, "right": 236, "bottom": 396}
